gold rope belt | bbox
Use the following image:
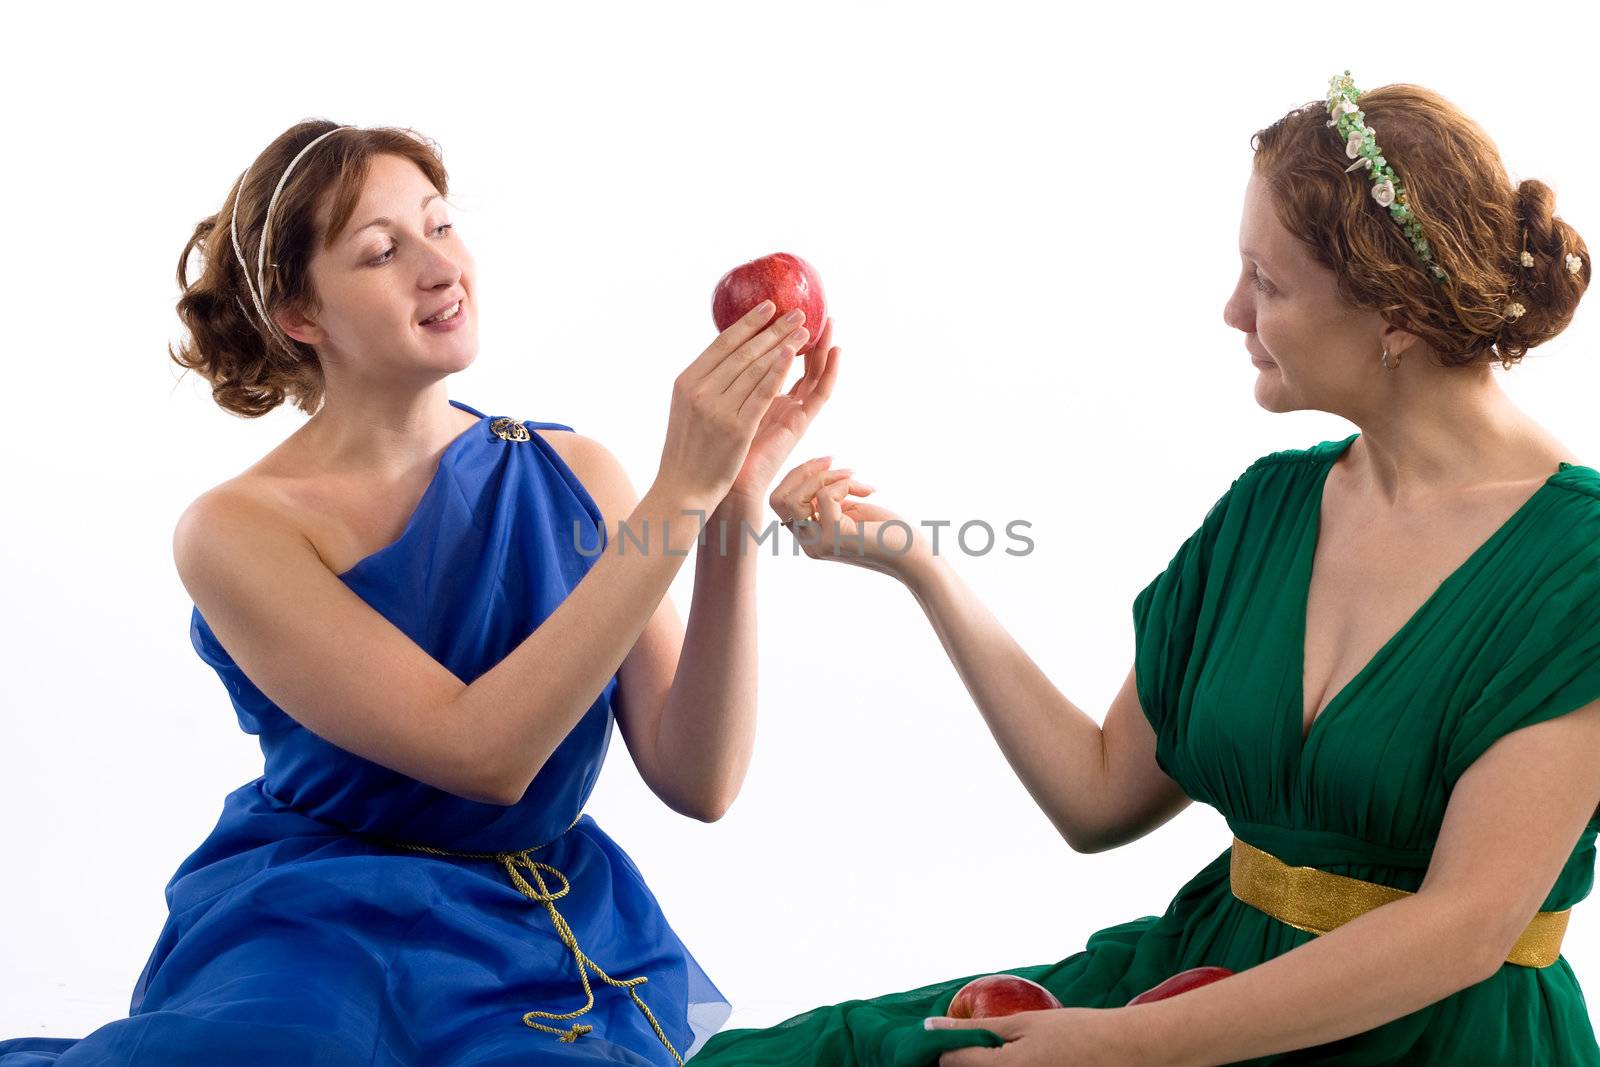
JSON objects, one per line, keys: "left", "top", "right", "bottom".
{"left": 1230, "top": 835, "right": 1570, "bottom": 969}
{"left": 377, "top": 816, "right": 683, "bottom": 1064}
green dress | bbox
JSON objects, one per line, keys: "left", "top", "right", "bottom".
{"left": 690, "top": 433, "right": 1600, "bottom": 1065}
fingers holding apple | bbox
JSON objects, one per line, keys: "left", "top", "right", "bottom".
{"left": 946, "top": 974, "right": 1063, "bottom": 1020}
{"left": 711, "top": 252, "right": 845, "bottom": 503}
{"left": 727, "top": 314, "right": 843, "bottom": 496}
{"left": 657, "top": 300, "right": 803, "bottom": 507}
{"left": 790, "top": 316, "right": 837, "bottom": 404}
{"left": 707, "top": 311, "right": 809, "bottom": 400}
{"left": 691, "top": 299, "right": 780, "bottom": 380}
{"left": 712, "top": 253, "right": 827, "bottom": 357}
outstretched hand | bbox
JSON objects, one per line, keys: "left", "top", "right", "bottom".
{"left": 769, "top": 456, "right": 933, "bottom": 582}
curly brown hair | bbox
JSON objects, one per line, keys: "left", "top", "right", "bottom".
{"left": 1251, "top": 83, "right": 1588, "bottom": 370}
{"left": 170, "top": 119, "right": 452, "bottom": 417}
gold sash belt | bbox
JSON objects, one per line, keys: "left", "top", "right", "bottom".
{"left": 379, "top": 816, "right": 683, "bottom": 1064}
{"left": 1230, "top": 835, "right": 1570, "bottom": 969}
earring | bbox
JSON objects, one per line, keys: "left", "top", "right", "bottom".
{"left": 1380, "top": 346, "right": 1400, "bottom": 370}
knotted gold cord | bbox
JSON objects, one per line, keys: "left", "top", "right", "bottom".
{"left": 1230, "top": 835, "right": 1571, "bottom": 968}
{"left": 382, "top": 819, "right": 683, "bottom": 1064}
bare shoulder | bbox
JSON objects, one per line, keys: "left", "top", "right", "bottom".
{"left": 172, "top": 475, "right": 313, "bottom": 584}
{"left": 173, "top": 459, "right": 331, "bottom": 577}
{"left": 532, "top": 428, "right": 639, "bottom": 524}
{"left": 533, "top": 427, "right": 608, "bottom": 475}
{"left": 175, "top": 465, "right": 294, "bottom": 552}
{"left": 530, "top": 426, "right": 584, "bottom": 469}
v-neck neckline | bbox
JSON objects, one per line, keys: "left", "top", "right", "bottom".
{"left": 1293, "top": 433, "right": 1570, "bottom": 753}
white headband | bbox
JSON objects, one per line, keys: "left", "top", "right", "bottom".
{"left": 228, "top": 124, "right": 355, "bottom": 355}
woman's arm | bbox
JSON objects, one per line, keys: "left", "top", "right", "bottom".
{"left": 640, "top": 490, "right": 767, "bottom": 821}
{"left": 898, "top": 552, "right": 1116, "bottom": 850}
{"left": 177, "top": 471, "right": 723, "bottom": 807}
{"left": 566, "top": 435, "right": 766, "bottom": 821}
{"left": 599, "top": 318, "right": 841, "bottom": 819}
{"left": 1125, "top": 890, "right": 1491, "bottom": 1066}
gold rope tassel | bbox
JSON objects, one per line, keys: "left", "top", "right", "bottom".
{"left": 390, "top": 834, "right": 683, "bottom": 1064}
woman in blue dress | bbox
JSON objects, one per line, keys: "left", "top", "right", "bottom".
{"left": 0, "top": 119, "right": 849, "bottom": 1066}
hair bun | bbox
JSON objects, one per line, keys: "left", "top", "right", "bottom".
{"left": 1515, "top": 179, "right": 1558, "bottom": 246}
{"left": 1500, "top": 177, "right": 1587, "bottom": 363}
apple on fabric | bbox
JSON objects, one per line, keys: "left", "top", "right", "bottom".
{"left": 942, "top": 964, "right": 1234, "bottom": 1021}
{"left": 1124, "top": 965, "right": 1235, "bottom": 1006}
{"left": 946, "top": 974, "right": 1064, "bottom": 1020}
{"left": 711, "top": 253, "right": 827, "bottom": 356}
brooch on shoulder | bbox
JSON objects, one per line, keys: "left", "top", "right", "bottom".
{"left": 490, "top": 417, "right": 531, "bottom": 443}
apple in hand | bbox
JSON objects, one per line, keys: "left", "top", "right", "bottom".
{"left": 947, "top": 974, "right": 1064, "bottom": 1020}
{"left": 711, "top": 253, "right": 827, "bottom": 355}
{"left": 1124, "top": 965, "right": 1235, "bottom": 1006}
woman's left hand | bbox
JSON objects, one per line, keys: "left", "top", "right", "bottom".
{"left": 929, "top": 1006, "right": 1160, "bottom": 1066}
{"left": 726, "top": 317, "right": 840, "bottom": 502}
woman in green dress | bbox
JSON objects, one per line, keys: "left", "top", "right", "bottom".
{"left": 689, "top": 74, "right": 1600, "bottom": 1065}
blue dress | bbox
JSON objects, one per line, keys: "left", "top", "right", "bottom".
{"left": 0, "top": 398, "right": 731, "bottom": 1066}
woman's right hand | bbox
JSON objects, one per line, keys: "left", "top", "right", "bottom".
{"left": 769, "top": 458, "right": 931, "bottom": 582}
{"left": 653, "top": 301, "right": 810, "bottom": 508}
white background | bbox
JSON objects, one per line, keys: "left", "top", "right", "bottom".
{"left": 3, "top": 0, "right": 1598, "bottom": 1046}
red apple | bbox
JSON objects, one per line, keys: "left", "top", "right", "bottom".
{"left": 711, "top": 253, "right": 826, "bottom": 355}
{"left": 1124, "top": 965, "right": 1235, "bottom": 1006}
{"left": 947, "top": 974, "right": 1063, "bottom": 1020}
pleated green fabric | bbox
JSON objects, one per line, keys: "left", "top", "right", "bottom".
{"left": 690, "top": 434, "right": 1600, "bottom": 1065}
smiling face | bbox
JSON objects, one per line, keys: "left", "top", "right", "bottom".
{"left": 275, "top": 152, "right": 478, "bottom": 384}
{"left": 1223, "top": 172, "right": 1402, "bottom": 413}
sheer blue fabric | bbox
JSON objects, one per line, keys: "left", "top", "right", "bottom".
{"left": 0, "top": 398, "right": 730, "bottom": 1066}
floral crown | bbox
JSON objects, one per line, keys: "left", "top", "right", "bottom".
{"left": 1325, "top": 69, "right": 1586, "bottom": 332}
{"left": 1325, "top": 70, "right": 1448, "bottom": 285}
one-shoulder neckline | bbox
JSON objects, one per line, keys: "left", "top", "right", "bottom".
{"left": 1293, "top": 432, "right": 1581, "bottom": 757}
{"left": 335, "top": 398, "right": 492, "bottom": 580}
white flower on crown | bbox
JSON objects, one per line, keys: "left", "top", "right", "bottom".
{"left": 1371, "top": 179, "right": 1396, "bottom": 207}
{"left": 1506, "top": 301, "right": 1526, "bottom": 321}
{"left": 1345, "top": 130, "right": 1365, "bottom": 159}
{"left": 1326, "top": 98, "right": 1359, "bottom": 127}
{"left": 1521, "top": 251, "right": 1535, "bottom": 267}
{"left": 1567, "top": 253, "right": 1584, "bottom": 274}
